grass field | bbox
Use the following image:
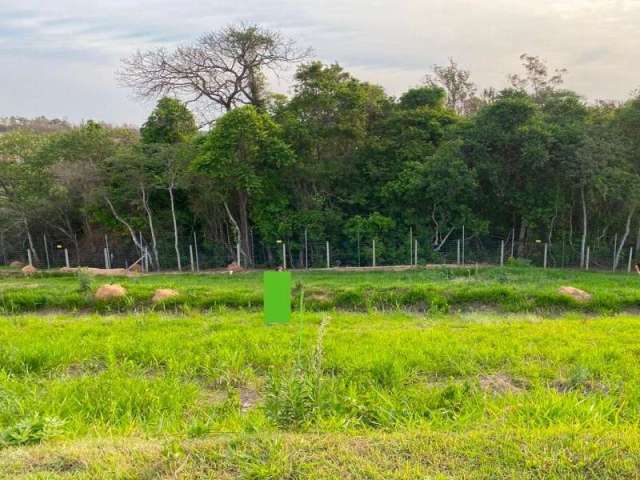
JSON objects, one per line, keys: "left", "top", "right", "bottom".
{"left": 1, "top": 265, "right": 640, "bottom": 314}
{"left": 1, "top": 267, "right": 640, "bottom": 478}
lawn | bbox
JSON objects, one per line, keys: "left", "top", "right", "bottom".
{"left": 1, "top": 309, "right": 640, "bottom": 478}
{"left": 1, "top": 265, "right": 640, "bottom": 313}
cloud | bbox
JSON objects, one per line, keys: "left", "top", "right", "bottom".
{"left": 0, "top": 0, "right": 638, "bottom": 124}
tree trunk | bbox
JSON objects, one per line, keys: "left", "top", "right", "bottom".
{"left": 613, "top": 207, "right": 635, "bottom": 271}
{"left": 141, "top": 185, "right": 160, "bottom": 271}
{"left": 24, "top": 219, "right": 39, "bottom": 264}
{"left": 580, "top": 186, "right": 588, "bottom": 268}
{"left": 104, "top": 196, "right": 144, "bottom": 255}
{"left": 168, "top": 183, "right": 182, "bottom": 271}
{"left": 73, "top": 232, "right": 80, "bottom": 266}
{"left": 517, "top": 219, "right": 527, "bottom": 257}
{"left": 238, "top": 191, "right": 252, "bottom": 266}
{"left": 224, "top": 196, "right": 251, "bottom": 266}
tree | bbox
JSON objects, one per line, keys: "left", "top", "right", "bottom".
{"left": 388, "top": 141, "right": 483, "bottom": 250}
{"left": 425, "top": 58, "right": 477, "bottom": 115}
{"left": 461, "top": 90, "right": 555, "bottom": 251}
{"left": 399, "top": 86, "right": 446, "bottom": 110}
{"left": 277, "top": 62, "right": 390, "bottom": 214}
{"left": 194, "top": 106, "right": 294, "bottom": 265}
{"left": 508, "top": 54, "right": 567, "bottom": 102}
{"left": 141, "top": 98, "right": 198, "bottom": 270}
{"left": 141, "top": 97, "right": 198, "bottom": 144}
{"left": 0, "top": 130, "right": 52, "bottom": 262}
{"left": 119, "top": 24, "right": 307, "bottom": 122}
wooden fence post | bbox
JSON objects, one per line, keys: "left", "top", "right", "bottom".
{"left": 326, "top": 241, "right": 330, "bottom": 269}
{"left": 372, "top": 240, "right": 376, "bottom": 267}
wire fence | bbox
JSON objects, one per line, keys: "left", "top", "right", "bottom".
{"left": 0, "top": 227, "right": 637, "bottom": 274}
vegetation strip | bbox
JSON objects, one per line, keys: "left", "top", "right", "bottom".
{"left": 1, "top": 267, "right": 640, "bottom": 313}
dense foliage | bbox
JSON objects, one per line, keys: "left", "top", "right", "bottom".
{"left": 1, "top": 50, "right": 639, "bottom": 269}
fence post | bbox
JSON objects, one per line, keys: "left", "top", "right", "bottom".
{"left": 27, "top": 249, "right": 33, "bottom": 266}
{"left": 357, "top": 230, "right": 361, "bottom": 267}
{"left": 628, "top": 247, "right": 634, "bottom": 273}
{"left": 43, "top": 233, "right": 50, "bottom": 269}
{"left": 500, "top": 240, "right": 505, "bottom": 267}
{"left": 586, "top": 246, "right": 590, "bottom": 270}
{"left": 543, "top": 243, "right": 548, "bottom": 269}
{"left": 189, "top": 245, "right": 195, "bottom": 272}
{"left": 193, "top": 232, "right": 199, "bottom": 272}
{"left": 372, "top": 239, "right": 376, "bottom": 267}
{"left": 104, "top": 248, "right": 109, "bottom": 269}
{"left": 236, "top": 242, "right": 241, "bottom": 267}
{"left": 414, "top": 239, "right": 418, "bottom": 266}
{"left": 511, "top": 228, "right": 515, "bottom": 258}
{"left": 104, "top": 234, "right": 111, "bottom": 269}
{"left": 304, "top": 228, "right": 308, "bottom": 269}
{"left": 409, "top": 227, "right": 413, "bottom": 266}
{"left": 64, "top": 248, "right": 70, "bottom": 268}
{"left": 456, "top": 240, "right": 461, "bottom": 265}
{"left": 282, "top": 242, "right": 287, "bottom": 270}
{"left": 326, "top": 241, "right": 330, "bottom": 269}
{"left": 461, "top": 225, "right": 465, "bottom": 265}
{"left": 0, "top": 231, "right": 5, "bottom": 265}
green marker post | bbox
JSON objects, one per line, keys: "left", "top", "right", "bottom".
{"left": 264, "top": 271, "right": 292, "bottom": 324}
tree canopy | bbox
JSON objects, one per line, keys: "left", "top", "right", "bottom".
{"left": 2, "top": 32, "right": 639, "bottom": 269}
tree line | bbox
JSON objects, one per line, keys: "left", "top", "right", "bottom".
{"left": 1, "top": 24, "right": 639, "bottom": 269}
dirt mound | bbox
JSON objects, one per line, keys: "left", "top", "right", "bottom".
{"left": 479, "top": 374, "right": 524, "bottom": 395}
{"left": 9, "top": 260, "right": 24, "bottom": 269}
{"left": 558, "top": 286, "right": 592, "bottom": 303}
{"left": 151, "top": 288, "right": 179, "bottom": 303}
{"left": 21, "top": 265, "right": 38, "bottom": 275}
{"left": 227, "top": 262, "right": 245, "bottom": 273}
{"left": 95, "top": 284, "right": 127, "bottom": 301}
{"left": 239, "top": 387, "right": 261, "bottom": 412}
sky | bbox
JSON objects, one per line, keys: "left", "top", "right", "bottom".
{"left": 1, "top": 0, "right": 639, "bottom": 126}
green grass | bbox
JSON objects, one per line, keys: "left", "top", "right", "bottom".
{"left": 1, "top": 310, "right": 640, "bottom": 477}
{"left": 1, "top": 266, "right": 640, "bottom": 313}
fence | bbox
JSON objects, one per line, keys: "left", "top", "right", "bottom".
{"left": 1, "top": 227, "right": 637, "bottom": 274}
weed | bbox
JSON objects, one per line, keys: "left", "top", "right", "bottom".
{"left": 1, "top": 414, "right": 65, "bottom": 448}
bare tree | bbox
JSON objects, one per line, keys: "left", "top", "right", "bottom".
{"left": 425, "top": 58, "right": 477, "bottom": 115}
{"left": 119, "top": 23, "right": 308, "bottom": 123}
{"left": 508, "top": 53, "right": 567, "bottom": 99}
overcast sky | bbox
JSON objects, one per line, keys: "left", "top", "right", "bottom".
{"left": 1, "top": 0, "right": 639, "bottom": 125}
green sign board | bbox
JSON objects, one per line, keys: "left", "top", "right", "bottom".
{"left": 264, "top": 271, "right": 292, "bottom": 324}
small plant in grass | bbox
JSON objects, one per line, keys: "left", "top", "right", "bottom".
{"left": 0, "top": 414, "right": 65, "bottom": 448}
{"left": 76, "top": 270, "right": 92, "bottom": 296}
{"left": 265, "top": 315, "right": 331, "bottom": 430}
{"left": 507, "top": 257, "right": 532, "bottom": 267}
